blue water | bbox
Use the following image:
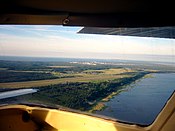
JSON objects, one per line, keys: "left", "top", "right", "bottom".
{"left": 95, "top": 73, "right": 175, "bottom": 125}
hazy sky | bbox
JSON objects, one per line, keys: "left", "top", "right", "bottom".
{"left": 0, "top": 25, "right": 175, "bottom": 61}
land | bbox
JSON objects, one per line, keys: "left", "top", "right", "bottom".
{"left": 0, "top": 68, "right": 135, "bottom": 88}
{"left": 0, "top": 57, "right": 175, "bottom": 112}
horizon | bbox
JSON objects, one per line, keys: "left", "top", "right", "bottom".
{"left": 0, "top": 25, "right": 175, "bottom": 62}
{"left": 0, "top": 55, "right": 175, "bottom": 64}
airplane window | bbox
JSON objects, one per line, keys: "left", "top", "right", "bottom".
{"left": 0, "top": 25, "right": 174, "bottom": 125}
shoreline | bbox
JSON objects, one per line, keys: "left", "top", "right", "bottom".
{"left": 88, "top": 88, "right": 129, "bottom": 113}
{"left": 88, "top": 73, "right": 152, "bottom": 113}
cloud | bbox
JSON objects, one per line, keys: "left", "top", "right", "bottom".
{"left": 0, "top": 26, "right": 175, "bottom": 59}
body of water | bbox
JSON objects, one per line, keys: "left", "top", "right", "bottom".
{"left": 95, "top": 73, "right": 175, "bottom": 125}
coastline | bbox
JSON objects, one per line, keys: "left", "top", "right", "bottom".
{"left": 88, "top": 88, "right": 129, "bottom": 113}
{"left": 88, "top": 73, "right": 151, "bottom": 113}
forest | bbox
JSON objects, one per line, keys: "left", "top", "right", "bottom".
{"left": 19, "top": 72, "right": 147, "bottom": 111}
{"left": 0, "top": 57, "right": 175, "bottom": 111}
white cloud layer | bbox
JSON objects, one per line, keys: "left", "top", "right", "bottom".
{"left": 0, "top": 26, "right": 175, "bottom": 60}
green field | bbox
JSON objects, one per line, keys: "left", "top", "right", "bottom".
{"left": 0, "top": 68, "right": 135, "bottom": 88}
{"left": 1, "top": 59, "right": 174, "bottom": 111}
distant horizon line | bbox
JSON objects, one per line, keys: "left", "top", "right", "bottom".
{"left": 0, "top": 55, "right": 175, "bottom": 64}
{"left": 0, "top": 53, "right": 174, "bottom": 58}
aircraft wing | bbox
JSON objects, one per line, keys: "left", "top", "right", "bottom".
{"left": 78, "top": 27, "right": 175, "bottom": 39}
{"left": 0, "top": 89, "right": 38, "bottom": 100}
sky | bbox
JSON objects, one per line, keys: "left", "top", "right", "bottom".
{"left": 0, "top": 25, "right": 175, "bottom": 61}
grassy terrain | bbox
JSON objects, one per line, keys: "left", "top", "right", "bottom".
{"left": 1, "top": 59, "right": 174, "bottom": 112}
{"left": 0, "top": 70, "right": 59, "bottom": 83}
{"left": 17, "top": 72, "right": 147, "bottom": 111}
{"left": 0, "top": 68, "right": 134, "bottom": 88}
{"left": 89, "top": 102, "right": 106, "bottom": 113}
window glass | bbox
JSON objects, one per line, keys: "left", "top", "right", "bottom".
{"left": 0, "top": 25, "right": 175, "bottom": 125}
